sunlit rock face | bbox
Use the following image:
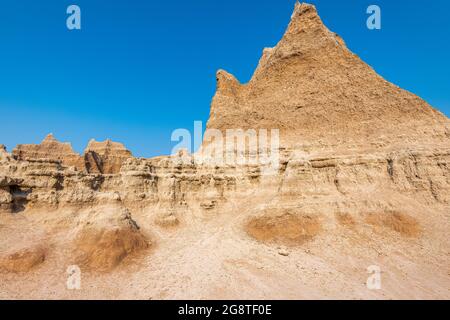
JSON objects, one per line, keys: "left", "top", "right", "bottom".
{"left": 207, "top": 3, "right": 449, "bottom": 151}
{"left": 12, "top": 134, "right": 86, "bottom": 171}
{"left": 84, "top": 139, "right": 133, "bottom": 174}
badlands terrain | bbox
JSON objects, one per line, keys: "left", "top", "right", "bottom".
{"left": 1, "top": 3, "right": 449, "bottom": 299}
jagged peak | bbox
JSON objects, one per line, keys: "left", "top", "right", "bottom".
{"left": 248, "top": 2, "right": 344, "bottom": 83}
{"left": 42, "top": 133, "right": 57, "bottom": 143}
{"left": 286, "top": 2, "right": 322, "bottom": 33}
{"left": 292, "top": 2, "right": 317, "bottom": 18}
{"left": 282, "top": 2, "right": 336, "bottom": 47}
{"left": 215, "top": 69, "right": 241, "bottom": 96}
{"left": 40, "top": 133, "right": 78, "bottom": 152}
{"left": 216, "top": 69, "right": 239, "bottom": 83}
{"left": 85, "top": 139, "right": 132, "bottom": 156}
{"left": 0, "top": 144, "right": 11, "bottom": 162}
{"left": 214, "top": 2, "right": 328, "bottom": 89}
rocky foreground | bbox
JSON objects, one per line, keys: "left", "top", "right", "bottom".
{"left": 1, "top": 3, "right": 449, "bottom": 299}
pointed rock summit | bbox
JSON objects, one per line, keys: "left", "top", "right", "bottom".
{"left": 0, "top": 145, "right": 11, "bottom": 162}
{"left": 84, "top": 139, "right": 132, "bottom": 174}
{"left": 206, "top": 2, "right": 449, "bottom": 151}
{"left": 12, "top": 134, "right": 85, "bottom": 170}
{"left": 42, "top": 133, "right": 57, "bottom": 143}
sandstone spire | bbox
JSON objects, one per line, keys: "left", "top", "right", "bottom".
{"left": 206, "top": 2, "right": 449, "bottom": 151}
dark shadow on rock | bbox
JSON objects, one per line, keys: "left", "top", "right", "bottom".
{"left": 9, "top": 185, "right": 31, "bottom": 213}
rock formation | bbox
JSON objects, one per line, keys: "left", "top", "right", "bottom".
{"left": 207, "top": 3, "right": 449, "bottom": 150}
{"left": 73, "top": 205, "right": 149, "bottom": 272}
{"left": 84, "top": 139, "right": 133, "bottom": 174}
{"left": 11, "top": 135, "right": 133, "bottom": 175}
{"left": 12, "top": 134, "right": 85, "bottom": 171}
{"left": 0, "top": 3, "right": 449, "bottom": 299}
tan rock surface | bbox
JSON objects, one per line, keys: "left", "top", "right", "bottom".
{"left": 73, "top": 206, "right": 150, "bottom": 272}
{"left": 207, "top": 3, "right": 449, "bottom": 150}
{"left": 12, "top": 134, "right": 85, "bottom": 171}
{"left": 0, "top": 245, "right": 46, "bottom": 273}
{"left": 84, "top": 139, "right": 133, "bottom": 174}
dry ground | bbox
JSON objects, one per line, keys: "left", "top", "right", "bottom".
{"left": 0, "top": 197, "right": 449, "bottom": 300}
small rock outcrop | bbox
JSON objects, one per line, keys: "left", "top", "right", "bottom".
{"left": 84, "top": 139, "right": 133, "bottom": 174}
{"left": 10, "top": 135, "right": 132, "bottom": 174}
{"left": 73, "top": 206, "right": 149, "bottom": 271}
{"left": 0, "top": 145, "right": 11, "bottom": 162}
{"left": 12, "top": 134, "right": 85, "bottom": 171}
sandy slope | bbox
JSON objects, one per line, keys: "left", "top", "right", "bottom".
{"left": 1, "top": 194, "right": 448, "bottom": 300}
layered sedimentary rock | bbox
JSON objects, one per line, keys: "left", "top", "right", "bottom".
{"left": 0, "top": 2, "right": 449, "bottom": 299}
{"left": 12, "top": 134, "right": 85, "bottom": 171}
{"left": 84, "top": 139, "right": 133, "bottom": 174}
{"left": 207, "top": 3, "right": 449, "bottom": 150}
{"left": 2, "top": 3, "right": 446, "bottom": 215}
{"left": 11, "top": 135, "right": 132, "bottom": 175}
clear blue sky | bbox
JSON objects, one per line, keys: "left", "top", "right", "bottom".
{"left": 0, "top": 0, "right": 449, "bottom": 157}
